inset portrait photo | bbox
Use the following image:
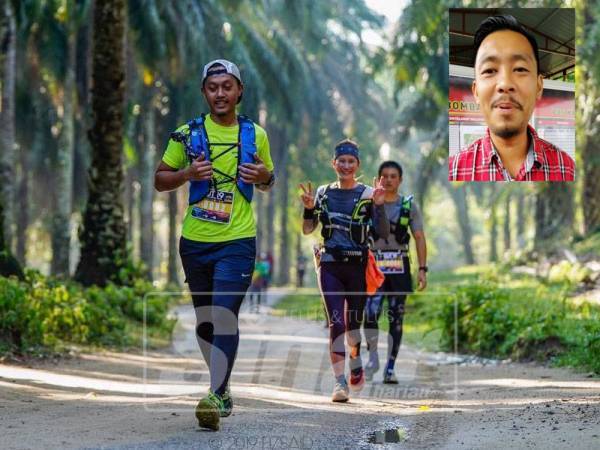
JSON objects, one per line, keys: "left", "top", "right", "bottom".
{"left": 448, "top": 8, "right": 575, "bottom": 182}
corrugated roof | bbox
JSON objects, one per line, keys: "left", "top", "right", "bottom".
{"left": 449, "top": 8, "right": 575, "bottom": 79}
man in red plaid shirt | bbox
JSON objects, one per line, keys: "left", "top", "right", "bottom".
{"left": 449, "top": 15, "right": 575, "bottom": 182}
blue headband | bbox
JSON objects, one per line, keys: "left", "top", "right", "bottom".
{"left": 334, "top": 143, "right": 360, "bottom": 161}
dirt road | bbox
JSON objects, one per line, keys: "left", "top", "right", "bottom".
{"left": 1, "top": 290, "right": 599, "bottom": 449}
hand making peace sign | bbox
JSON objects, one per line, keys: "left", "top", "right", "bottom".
{"left": 299, "top": 181, "right": 315, "bottom": 210}
{"left": 372, "top": 176, "right": 385, "bottom": 206}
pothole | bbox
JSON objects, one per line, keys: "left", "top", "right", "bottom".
{"left": 367, "top": 427, "right": 408, "bottom": 444}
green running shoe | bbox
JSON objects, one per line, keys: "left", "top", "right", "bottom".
{"left": 220, "top": 388, "right": 233, "bottom": 417}
{"left": 195, "top": 391, "right": 222, "bottom": 430}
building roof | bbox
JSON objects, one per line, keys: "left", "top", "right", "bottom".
{"left": 449, "top": 8, "right": 575, "bottom": 80}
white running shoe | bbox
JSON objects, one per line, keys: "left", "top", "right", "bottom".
{"left": 332, "top": 381, "right": 350, "bottom": 402}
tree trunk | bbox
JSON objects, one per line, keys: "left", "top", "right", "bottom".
{"left": 582, "top": 139, "right": 600, "bottom": 234}
{"left": 139, "top": 88, "right": 156, "bottom": 279}
{"left": 72, "top": 6, "right": 92, "bottom": 212}
{"left": 75, "top": 0, "right": 127, "bottom": 286}
{"left": 52, "top": 15, "right": 77, "bottom": 276}
{"left": 415, "top": 156, "right": 437, "bottom": 211}
{"left": 167, "top": 191, "right": 179, "bottom": 285}
{"left": 0, "top": 0, "right": 21, "bottom": 278}
{"left": 277, "top": 160, "right": 290, "bottom": 284}
{"left": 263, "top": 124, "right": 285, "bottom": 280}
{"left": 534, "top": 183, "right": 574, "bottom": 252}
{"left": 276, "top": 129, "right": 290, "bottom": 285}
{"left": 516, "top": 191, "right": 525, "bottom": 248}
{"left": 125, "top": 168, "right": 133, "bottom": 241}
{"left": 503, "top": 193, "right": 511, "bottom": 253}
{"left": 255, "top": 192, "right": 264, "bottom": 254}
{"left": 489, "top": 200, "right": 498, "bottom": 263}
{"left": 266, "top": 189, "right": 275, "bottom": 270}
{"left": 581, "top": 4, "right": 600, "bottom": 235}
{"left": 447, "top": 183, "right": 475, "bottom": 265}
{"left": 15, "top": 138, "right": 28, "bottom": 265}
{"left": 0, "top": 0, "right": 16, "bottom": 252}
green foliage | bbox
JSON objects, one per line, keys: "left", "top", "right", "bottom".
{"left": 436, "top": 270, "right": 600, "bottom": 374}
{"left": 272, "top": 292, "right": 326, "bottom": 322}
{"left": 0, "top": 270, "right": 175, "bottom": 355}
{"left": 272, "top": 266, "right": 600, "bottom": 373}
{"left": 573, "top": 230, "right": 600, "bottom": 257}
{"left": 547, "top": 261, "right": 592, "bottom": 286}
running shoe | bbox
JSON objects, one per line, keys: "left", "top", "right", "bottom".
{"left": 332, "top": 380, "right": 350, "bottom": 402}
{"left": 383, "top": 370, "right": 399, "bottom": 384}
{"left": 195, "top": 391, "right": 223, "bottom": 430}
{"left": 220, "top": 388, "right": 233, "bottom": 417}
{"left": 349, "top": 367, "right": 365, "bottom": 392}
{"left": 365, "top": 352, "right": 380, "bottom": 381}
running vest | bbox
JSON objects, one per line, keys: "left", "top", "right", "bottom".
{"left": 315, "top": 184, "right": 372, "bottom": 246}
{"left": 372, "top": 195, "right": 413, "bottom": 245}
{"left": 171, "top": 114, "right": 256, "bottom": 204}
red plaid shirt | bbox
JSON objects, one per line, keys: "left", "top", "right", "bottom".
{"left": 448, "top": 125, "right": 575, "bottom": 182}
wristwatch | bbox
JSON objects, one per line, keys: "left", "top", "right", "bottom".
{"left": 256, "top": 172, "right": 275, "bottom": 188}
{"left": 419, "top": 266, "right": 428, "bottom": 273}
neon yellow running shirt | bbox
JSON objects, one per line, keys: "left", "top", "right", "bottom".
{"left": 162, "top": 114, "right": 274, "bottom": 243}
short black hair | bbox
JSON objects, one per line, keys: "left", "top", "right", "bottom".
{"left": 378, "top": 161, "right": 403, "bottom": 178}
{"left": 473, "top": 14, "right": 540, "bottom": 75}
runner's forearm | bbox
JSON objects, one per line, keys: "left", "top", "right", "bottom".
{"left": 155, "top": 169, "right": 189, "bottom": 192}
{"left": 302, "top": 218, "right": 317, "bottom": 235}
{"left": 414, "top": 232, "right": 427, "bottom": 268}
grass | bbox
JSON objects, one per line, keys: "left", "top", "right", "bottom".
{"left": 272, "top": 265, "right": 600, "bottom": 374}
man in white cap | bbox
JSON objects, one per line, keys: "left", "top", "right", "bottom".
{"left": 155, "top": 59, "right": 275, "bottom": 430}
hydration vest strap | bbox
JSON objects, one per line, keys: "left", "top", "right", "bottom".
{"left": 394, "top": 195, "right": 412, "bottom": 244}
{"left": 324, "top": 223, "right": 351, "bottom": 232}
{"left": 186, "top": 114, "right": 256, "bottom": 205}
{"left": 187, "top": 115, "right": 212, "bottom": 204}
{"left": 237, "top": 115, "right": 256, "bottom": 203}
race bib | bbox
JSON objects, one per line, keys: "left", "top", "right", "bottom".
{"left": 191, "top": 188, "right": 234, "bottom": 224}
{"left": 375, "top": 250, "right": 404, "bottom": 274}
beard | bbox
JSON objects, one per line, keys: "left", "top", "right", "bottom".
{"left": 490, "top": 124, "right": 522, "bottom": 139}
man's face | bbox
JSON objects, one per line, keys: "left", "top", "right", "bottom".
{"left": 202, "top": 73, "right": 242, "bottom": 117}
{"left": 473, "top": 29, "right": 543, "bottom": 139}
{"left": 380, "top": 167, "right": 402, "bottom": 193}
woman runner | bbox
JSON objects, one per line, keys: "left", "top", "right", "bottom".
{"left": 300, "top": 139, "right": 389, "bottom": 402}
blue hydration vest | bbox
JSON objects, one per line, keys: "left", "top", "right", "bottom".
{"left": 181, "top": 114, "right": 256, "bottom": 204}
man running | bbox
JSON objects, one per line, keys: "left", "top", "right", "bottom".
{"left": 363, "top": 161, "right": 427, "bottom": 383}
{"left": 155, "top": 59, "right": 275, "bottom": 430}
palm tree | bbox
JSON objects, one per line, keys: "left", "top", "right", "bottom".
{"left": 534, "top": 183, "right": 574, "bottom": 252}
{"left": 447, "top": 181, "right": 475, "bottom": 264}
{"left": 0, "top": 0, "right": 16, "bottom": 253}
{"left": 389, "top": 0, "right": 448, "bottom": 205}
{"left": 75, "top": 0, "right": 127, "bottom": 286}
{"left": 52, "top": 0, "right": 91, "bottom": 276}
{"left": 0, "top": 0, "right": 22, "bottom": 278}
{"left": 503, "top": 194, "right": 511, "bottom": 253}
{"left": 580, "top": 0, "right": 600, "bottom": 235}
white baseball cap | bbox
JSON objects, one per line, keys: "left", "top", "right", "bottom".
{"left": 202, "top": 59, "right": 242, "bottom": 85}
